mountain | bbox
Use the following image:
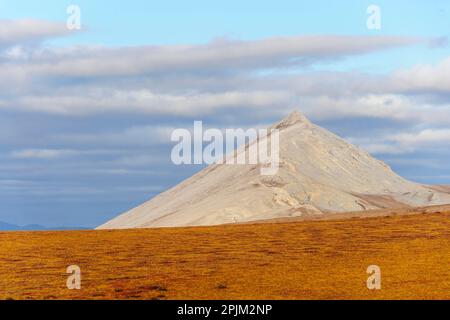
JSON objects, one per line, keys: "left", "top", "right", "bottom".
{"left": 0, "top": 221, "right": 89, "bottom": 231}
{"left": 97, "top": 111, "right": 450, "bottom": 229}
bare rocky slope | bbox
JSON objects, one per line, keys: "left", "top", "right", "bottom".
{"left": 98, "top": 111, "right": 450, "bottom": 229}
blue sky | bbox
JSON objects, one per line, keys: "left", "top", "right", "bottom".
{"left": 0, "top": 1, "right": 449, "bottom": 228}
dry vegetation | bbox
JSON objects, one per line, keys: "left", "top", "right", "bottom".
{"left": 1, "top": 207, "right": 450, "bottom": 300}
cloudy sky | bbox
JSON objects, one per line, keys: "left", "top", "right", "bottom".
{"left": 0, "top": 0, "right": 449, "bottom": 228}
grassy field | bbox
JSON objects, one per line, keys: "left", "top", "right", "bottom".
{"left": 1, "top": 209, "right": 449, "bottom": 300}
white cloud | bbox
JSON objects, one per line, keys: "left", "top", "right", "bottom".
{"left": 0, "top": 19, "right": 69, "bottom": 47}
{"left": 393, "top": 57, "right": 450, "bottom": 93}
{"left": 347, "top": 128, "right": 450, "bottom": 155}
{"left": 0, "top": 22, "right": 442, "bottom": 125}
{"left": 4, "top": 89, "right": 292, "bottom": 116}
{"left": 362, "top": 143, "right": 415, "bottom": 155}
{"left": 10, "top": 149, "right": 78, "bottom": 159}
{"left": 391, "top": 129, "right": 450, "bottom": 145}
{"left": 2, "top": 35, "right": 420, "bottom": 75}
{"left": 300, "top": 93, "right": 450, "bottom": 124}
{"left": 9, "top": 148, "right": 120, "bottom": 159}
{"left": 59, "top": 125, "right": 176, "bottom": 145}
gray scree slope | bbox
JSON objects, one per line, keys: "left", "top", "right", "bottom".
{"left": 97, "top": 111, "right": 450, "bottom": 229}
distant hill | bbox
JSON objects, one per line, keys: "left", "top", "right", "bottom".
{"left": 0, "top": 221, "right": 89, "bottom": 231}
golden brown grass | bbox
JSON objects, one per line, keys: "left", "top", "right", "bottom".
{"left": 1, "top": 209, "right": 449, "bottom": 300}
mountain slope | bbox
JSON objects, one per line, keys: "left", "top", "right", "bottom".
{"left": 98, "top": 111, "right": 450, "bottom": 229}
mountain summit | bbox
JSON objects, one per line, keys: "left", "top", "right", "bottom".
{"left": 98, "top": 111, "right": 450, "bottom": 229}
{"left": 272, "top": 110, "right": 311, "bottom": 128}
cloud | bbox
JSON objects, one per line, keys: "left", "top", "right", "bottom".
{"left": 3, "top": 35, "right": 420, "bottom": 75}
{"left": 0, "top": 31, "right": 421, "bottom": 118}
{"left": 10, "top": 149, "right": 78, "bottom": 159}
{"left": 427, "top": 36, "right": 449, "bottom": 48}
{"left": 349, "top": 141, "right": 415, "bottom": 155}
{"left": 300, "top": 93, "right": 450, "bottom": 125}
{"left": 347, "top": 128, "right": 450, "bottom": 156}
{"left": 0, "top": 21, "right": 440, "bottom": 123}
{"left": 1, "top": 23, "right": 448, "bottom": 159}
{"left": 4, "top": 89, "right": 292, "bottom": 116}
{"left": 9, "top": 148, "right": 120, "bottom": 159}
{"left": 392, "top": 56, "right": 450, "bottom": 93}
{"left": 0, "top": 19, "right": 69, "bottom": 48}
{"left": 58, "top": 125, "right": 176, "bottom": 145}
{"left": 2, "top": 52, "right": 450, "bottom": 125}
{"left": 391, "top": 129, "right": 450, "bottom": 146}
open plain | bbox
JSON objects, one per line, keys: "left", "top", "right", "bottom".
{"left": 1, "top": 206, "right": 450, "bottom": 300}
